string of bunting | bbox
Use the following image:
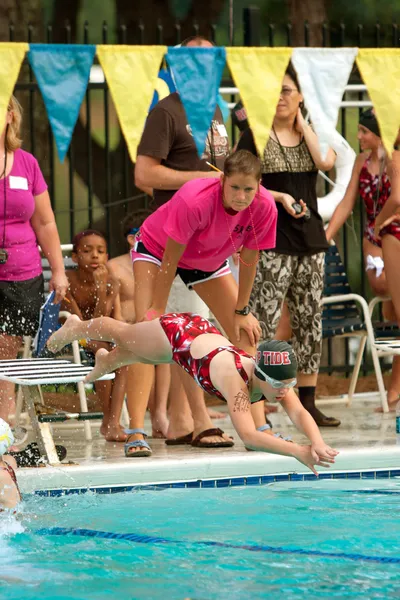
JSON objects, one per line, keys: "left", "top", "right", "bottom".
{"left": 1, "top": 42, "right": 400, "bottom": 162}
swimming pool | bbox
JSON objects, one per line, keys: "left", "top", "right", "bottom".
{"left": 2, "top": 478, "right": 400, "bottom": 600}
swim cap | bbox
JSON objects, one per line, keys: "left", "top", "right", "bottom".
{"left": 359, "top": 108, "right": 380, "bottom": 138}
{"left": 0, "top": 418, "right": 13, "bottom": 455}
{"left": 255, "top": 340, "right": 297, "bottom": 382}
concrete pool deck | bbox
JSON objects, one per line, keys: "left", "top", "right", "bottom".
{"left": 16, "top": 396, "right": 400, "bottom": 494}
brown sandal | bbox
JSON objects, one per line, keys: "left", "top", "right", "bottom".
{"left": 191, "top": 428, "right": 234, "bottom": 448}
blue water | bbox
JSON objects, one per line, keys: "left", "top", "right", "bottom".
{"left": 1, "top": 478, "right": 400, "bottom": 600}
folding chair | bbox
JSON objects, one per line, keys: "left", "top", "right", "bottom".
{"left": 0, "top": 358, "right": 113, "bottom": 464}
{"left": 15, "top": 245, "right": 91, "bottom": 438}
{"left": 321, "top": 244, "right": 399, "bottom": 413}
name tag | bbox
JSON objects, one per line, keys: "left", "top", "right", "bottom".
{"left": 9, "top": 176, "right": 28, "bottom": 190}
{"left": 217, "top": 124, "right": 228, "bottom": 137}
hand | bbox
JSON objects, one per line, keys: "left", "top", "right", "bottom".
{"left": 295, "top": 107, "right": 306, "bottom": 134}
{"left": 233, "top": 312, "right": 262, "bottom": 346}
{"left": 280, "top": 194, "right": 308, "bottom": 219}
{"left": 311, "top": 443, "right": 339, "bottom": 464}
{"left": 293, "top": 444, "right": 334, "bottom": 476}
{"left": 142, "top": 307, "right": 164, "bottom": 322}
{"left": 49, "top": 271, "right": 69, "bottom": 304}
{"left": 374, "top": 213, "right": 400, "bottom": 240}
{"left": 93, "top": 264, "right": 109, "bottom": 289}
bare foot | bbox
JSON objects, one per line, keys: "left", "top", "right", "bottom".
{"left": 84, "top": 348, "right": 111, "bottom": 383}
{"left": 151, "top": 412, "right": 169, "bottom": 438}
{"left": 100, "top": 423, "right": 128, "bottom": 442}
{"left": 374, "top": 403, "right": 397, "bottom": 413}
{"left": 47, "top": 314, "right": 82, "bottom": 353}
{"left": 207, "top": 407, "right": 226, "bottom": 419}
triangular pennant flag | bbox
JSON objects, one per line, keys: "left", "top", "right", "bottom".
{"left": 166, "top": 47, "right": 226, "bottom": 157}
{"left": 226, "top": 47, "right": 292, "bottom": 156}
{"left": 28, "top": 44, "right": 96, "bottom": 162}
{"left": 97, "top": 45, "right": 167, "bottom": 162}
{"left": 292, "top": 48, "right": 358, "bottom": 159}
{"left": 0, "top": 43, "right": 29, "bottom": 126}
{"left": 357, "top": 49, "right": 400, "bottom": 157}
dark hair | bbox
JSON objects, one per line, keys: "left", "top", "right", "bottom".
{"left": 359, "top": 108, "right": 381, "bottom": 138}
{"left": 181, "top": 36, "right": 215, "bottom": 47}
{"left": 72, "top": 229, "right": 107, "bottom": 253}
{"left": 121, "top": 209, "right": 153, "bottom": 238}
{"left": 224, "top": 150, "right": 261, "bottom": 181}
{"left": 285, "top": 63, "right": 301, "bottom": 92}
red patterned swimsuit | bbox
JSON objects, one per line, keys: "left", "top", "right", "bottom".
{"left": 359, "top": 158, "right": 400, "bottom": 246}
{"left": 159, "top": 313, "right": 252, "bottom": 401}
{"left": 0, "top": 461, "right": 21, "bottom": 513}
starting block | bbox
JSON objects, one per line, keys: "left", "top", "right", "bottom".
{"left": 0, "top": 359, "right": 114, "bottom": 465}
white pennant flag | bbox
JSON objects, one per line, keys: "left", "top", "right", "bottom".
{"left": 292, "top": 48, "right": 358, "bottom": 158}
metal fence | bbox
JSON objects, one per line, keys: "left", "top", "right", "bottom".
{"left": 6, "top": 10, "right": 398, "bottom": 375}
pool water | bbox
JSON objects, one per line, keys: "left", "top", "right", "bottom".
{"left": 1, "top": 478, "right": 400, "bottom": 600}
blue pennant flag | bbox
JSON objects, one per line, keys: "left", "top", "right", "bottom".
{"left": 166, "top": 47, "right": 226, "bottom": 157}
{"left": 28, "top": 44, "right": 96, "bottom": 162}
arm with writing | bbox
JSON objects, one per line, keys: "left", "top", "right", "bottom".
{"left": 222, "top": 377, "right": 331, "bottom": 475}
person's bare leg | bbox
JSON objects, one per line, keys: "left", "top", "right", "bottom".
{"left": 0, "top": 335, "right": 22, "bottom": 423}
{"left": 102, "top": 368, "right": 129, "bottom": 442}
{"left": 376, "top": 235, "right": 400, "bottom": 411}
{"left": 150, "top": 364, "right": 170, "bottom": 438}
{"left": 178, "top": 370, "right": 233, "bottom": 443}
{"left": 166, "top": 364, "right": 194, "bottom": 439}
{"left": 124, "top": 260, "right": 161, "bottom": 455}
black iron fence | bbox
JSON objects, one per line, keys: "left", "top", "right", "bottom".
{"left": 6, "top": 8, "right": 398, "bottom": 375}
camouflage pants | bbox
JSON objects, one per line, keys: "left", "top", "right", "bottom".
{"left": 249, "top": 251, "right": 325, "bottom": 374}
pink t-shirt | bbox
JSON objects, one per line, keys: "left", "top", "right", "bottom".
{"left": 0, "top": 149, "right": 48, "bottom": 281}
{"left": 138, "top": 178, "right": 277, "bottom": 271}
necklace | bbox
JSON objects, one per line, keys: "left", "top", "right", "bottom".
{"left": 223, "top": 198, "right": 260, "bottom": 267}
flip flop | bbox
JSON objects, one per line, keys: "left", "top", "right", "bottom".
{"left": 165, "top": 432, "right": 194, "bottom": 446}
{"left": 9, "top": 442, "right": 67, "bottom": 467}
{"left": 191, "top": 428, "right": 234, "bottom": 448}
{"left": 124, "top": 428, "right": 152, "bottom": 458}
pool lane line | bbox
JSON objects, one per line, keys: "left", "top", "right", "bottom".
{"left": 34, "top": 527, "right": 400, "bottom": 565}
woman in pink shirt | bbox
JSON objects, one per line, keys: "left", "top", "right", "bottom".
{"left": 124, "top": 150, "right": 278, "bottom": 456}
{"left": 0, "top": 96, "right": 68, "bottom": 421}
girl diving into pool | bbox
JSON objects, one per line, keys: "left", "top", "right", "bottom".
{"left": 48, "top": 312, "right": 338, "bottom": 474}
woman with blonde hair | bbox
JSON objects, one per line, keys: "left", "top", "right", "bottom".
{"left": 0, "top": 96, "right": 68, "bottom": 422}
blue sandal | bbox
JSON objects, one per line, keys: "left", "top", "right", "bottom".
{"left": 124, "top": 428, "right": 152, "bottom": 458}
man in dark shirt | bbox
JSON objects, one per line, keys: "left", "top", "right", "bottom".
{"left": 127, "top": 37, "right": 232, "bottom": 455}
{"left": 135, "top": 38, "right": 229, "bottom": 207}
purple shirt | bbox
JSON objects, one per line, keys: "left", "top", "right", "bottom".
{"left": 0, "top": 149, "right": 47, "bottom": 281}
{"left": 135, "top": 178, "right": 277, "bottom": 271}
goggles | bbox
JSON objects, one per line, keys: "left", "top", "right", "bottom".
{"left": 127, "top": 227, "right": 140, "bottom": 236}
{"left": 254, "top": 363, "right": 297, "bottom": 390}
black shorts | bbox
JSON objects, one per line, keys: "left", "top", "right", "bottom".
{"left": 132, "top": 241, "right": 231, "bottom": 289}
{"left": 0, "top": 275, "right": 44, "bottom": 337}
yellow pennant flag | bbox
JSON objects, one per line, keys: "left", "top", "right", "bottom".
{"left": 0, "top": 43, "right": 29, "bottom": 125}
{"left": 97, "top": 45, "right": 167, "bottom": 161}
{"left": 226, "top": 47, "right": 293, "bottom": 156}
{"left": 357, "top": 49, "right": 400, "bottom": 156}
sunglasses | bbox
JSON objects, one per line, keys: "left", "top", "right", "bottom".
{"left": 255, "top": 363, "right": 297, "bottom": 389}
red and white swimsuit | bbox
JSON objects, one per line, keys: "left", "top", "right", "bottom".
{"left": 159, "top": 313, "right": 251, "bottom": 401}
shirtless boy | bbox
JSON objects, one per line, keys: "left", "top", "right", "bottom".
{"left": 61, "top": 230, "right": 126, "bottom": 442}
{"left": 0, "top": 419, "right": 21, "bottom": 512}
